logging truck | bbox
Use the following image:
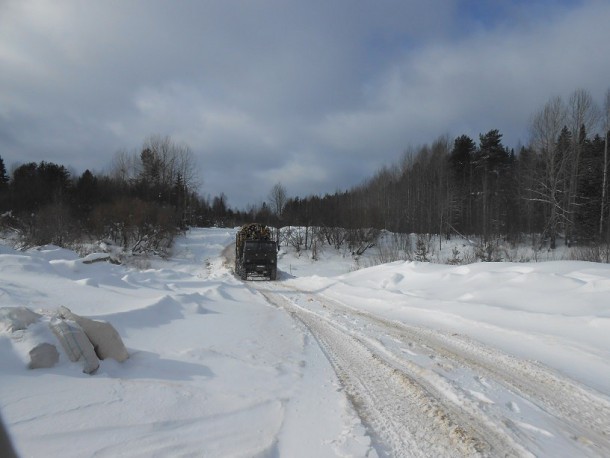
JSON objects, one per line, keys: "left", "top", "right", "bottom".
{"left": 235, "top": 223, "right": 277, "bottom": 280}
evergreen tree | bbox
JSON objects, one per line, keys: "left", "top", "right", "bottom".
{"left": 475, "top": 130, "right": 510, "bottom": 239}
{"left": 449, "top": 135, "right": 476, "bottom": 233}
{"left": 11, "top": 162, "right": 38, "bottom": 211}
{"left": 575, "top": 135, "right": 604, "bottom": 241}
{"left": 73, "top": 169, "right": 99, "bottom": 219}
{"left": 11, "top": 161, "right": 71, "bottom": 212}
{"left": 0, "top": 155, "right": 8, "bottom": 211}
{"left": 0, "top": 156, "right": 8, "bottom": 185}
{"left": 515, "top": 146, "right": 544, "bottom": 237}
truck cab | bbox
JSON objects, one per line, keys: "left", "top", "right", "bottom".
{"left": 235, "top": 223, "right": 277, "bottom": 280}
{"left": 241, "top": 240, "right": 277, "bottom": 280}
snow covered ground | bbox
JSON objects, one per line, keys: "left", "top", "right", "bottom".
{"left": 1, "top": 228, "right": 609, "bottom": 457}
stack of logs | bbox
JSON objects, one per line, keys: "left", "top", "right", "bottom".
{"left": 236, "top": 223, "right": 271, "bottom": 250}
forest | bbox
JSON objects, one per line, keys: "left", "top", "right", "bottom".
{"left": 1, "top": 89, "right": 609, "bottom": 262}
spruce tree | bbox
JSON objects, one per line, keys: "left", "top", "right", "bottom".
{"left": 0, "top": 155, "right": 8, "bottom": 211}
{"left": 0, "top": 156, "right": 8, "bottom": 185}
{"left": 449, "top": 135, "right": 476, "bottom": 233}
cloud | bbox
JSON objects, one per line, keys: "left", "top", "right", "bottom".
{"left": 313, "top": 0, "right": 610, "bottom": 154}
{"left": 0, "top": 0, "right": 609, "bottom": 207}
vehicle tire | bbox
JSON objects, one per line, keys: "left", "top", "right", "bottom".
{"left": 236, "top": 263, "right": 246, "bottom": 280}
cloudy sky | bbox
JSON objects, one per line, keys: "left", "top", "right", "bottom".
{"left": 1, "top": 0, "right": 609, "bottom": 208}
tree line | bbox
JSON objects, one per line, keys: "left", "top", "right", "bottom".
{"left": 0, "top": 135, "right": 236, "bottom": 254}
{"left": 259, "top": 88, "right": 610, "bottom": 255}
{"left": 2, "top": 88, "right": 609, "bottom": 261}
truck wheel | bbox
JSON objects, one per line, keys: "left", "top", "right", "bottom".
{"left": 269, "top": 268, "right": 277, "bottom": 281}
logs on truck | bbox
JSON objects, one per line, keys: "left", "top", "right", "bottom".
{"left": 235, "top": 223, "right": 277, "bottom": 280}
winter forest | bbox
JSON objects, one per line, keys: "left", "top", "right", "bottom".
{"left": 1, "top": 88, "right": 610, "bottom": 262}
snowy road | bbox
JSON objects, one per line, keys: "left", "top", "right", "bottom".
{"left": 252, "top": 280, "right": 610, "bottom": 457}
{"left": 2, "top": 229, "right": 610, "bottom": 457}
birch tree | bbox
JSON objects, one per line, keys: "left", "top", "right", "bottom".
{"left": 140, "top": 135, "right": 199, "bottom": 199}
{"left": 530, "top": 96, "right": 567, "bottom": 248}
{"left": 268, "top": 182, "right": 287, "bottom": 245}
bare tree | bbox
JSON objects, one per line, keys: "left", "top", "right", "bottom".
{"left": 140, "top": 134, "right": 200, "bottom": 194}
{"left": 268, "top": 182, "right": 287, "bottom": 219}
{"left": 601, "top": 89, "right": 610, "bottom": 238}
{"left": 110, "top": 149, "right": 139, "bottom": 183}
{"left": 110, "top": 136, "right": 199, "bottom": 195}
{"left": 529, "top": 95, "right": 568, "bottom": 249}
{"left": 268, "top": 182, "right": 287, "bottom": 245}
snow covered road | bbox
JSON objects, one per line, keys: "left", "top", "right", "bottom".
{"left": 254, "top": 281, "right": 610, "bottom": 457}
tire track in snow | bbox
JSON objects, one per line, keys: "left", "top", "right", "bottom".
{"left": 294, "top": 308, "right": 483, "bottom": 457}
{"left": 319, "top": 295, "right": 610, "bottom": 456}
{"left": 256, "top": 285, "right": 529, "bottom": 457}
{"left": 254, "top": 281, "right": 610, "bottom": 457}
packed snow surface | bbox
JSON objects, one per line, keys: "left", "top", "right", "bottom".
{"left": 1, "top": 228, "right": 609, "bottom": 457}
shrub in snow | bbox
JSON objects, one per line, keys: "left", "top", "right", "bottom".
{"left": 474, "top": 239, "right": 503, "bottom": 262}
{"left": 447, "top": 246, "right": 463, "bottom": 265}
{"left": 414, "top": 234, "right": 432, "bottom": 262}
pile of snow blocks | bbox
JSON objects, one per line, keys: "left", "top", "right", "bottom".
{"left": 0, "top": 306, "right": 128, "bottom": 374}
